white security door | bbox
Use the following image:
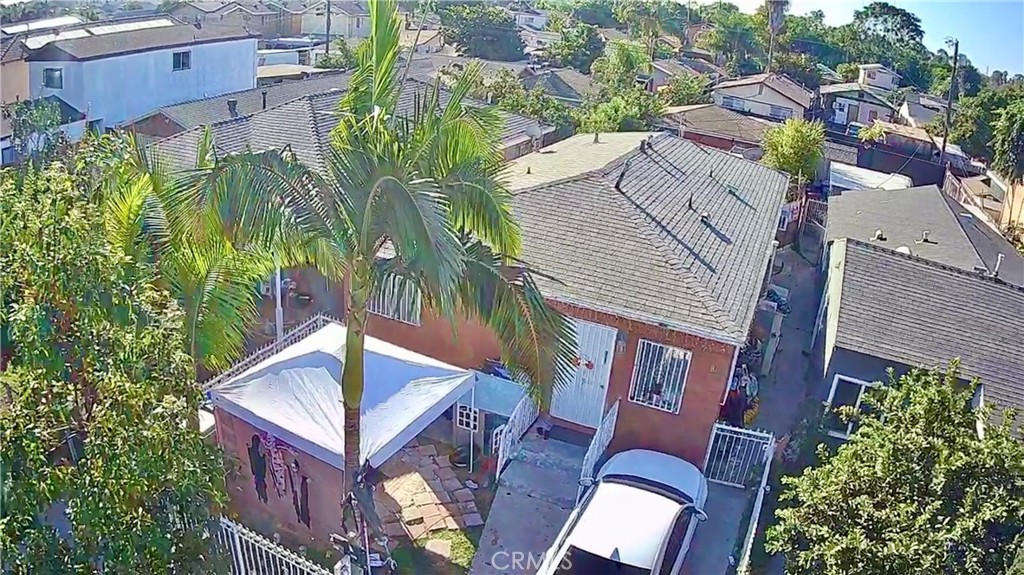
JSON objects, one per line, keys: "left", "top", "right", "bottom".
{"left": 550, "top": 319, "right": 617, "bottom": 428}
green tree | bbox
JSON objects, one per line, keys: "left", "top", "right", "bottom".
{"left": 698, "top": 9, "right": 758, "bottom": 73}
{"left": 836, "top": 62, "right": 860, "bottom": 82}
{"left": 591, "top": 39, "right": 650, "bottom": 94}
{"left": 658, "top": 73, "right": 710, "bottom": 106}
{"left": 316, "top": 38, "right": 360, "bottom": 70}
{"left": 612, "top": 0, "right": 668, "bottom": 64}
{"left": 947, "top": 84, "right": 1024, "bottom": 162}
{"left": 4, "top": 98, "right": 66, "bottom": 166}
{"left": 992, "top": 100, "right": 1024, "bottom": 184}
{"left": 853, "top": 1, "right": 924, "bottom": 45}
{"left": 197, "top": 0, "right": 576, "bottom": 493}
{"left": 761, "top": 118, "right": 825, "bottom": 181}
{"left": 766, "top": 364, "right": 1024, "bottom": 575}
{"left": 548, "top": 22, "right": 605, "bottom": 74}
{"left": 439, "top": 3, "right": 526, "bottom": 61}
{"left": 570, "top": 0, "right": 619, "bottom": 28}
{"left": 579, "top": 87, "right": 663, "bottom": 133}
{"left": 0, "top": 163, "right": 227, "bottom": 572}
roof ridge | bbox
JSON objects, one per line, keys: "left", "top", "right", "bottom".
{"left": 845, "top": 237, "right": 1024, "bottom": 294}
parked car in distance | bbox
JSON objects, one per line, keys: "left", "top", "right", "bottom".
{"left": 535, "top": 449, "right": 709, "bottom": 575}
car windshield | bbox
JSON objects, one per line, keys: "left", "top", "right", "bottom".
{"left": 554, "top": 545, "right": 649, "bottom": 575}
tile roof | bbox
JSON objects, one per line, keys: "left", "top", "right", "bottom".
{"left": 133, "top": 72, "right": 352, "bottom": 129}
{"left": 830, "top": 238, "right": 1024, "bottom": 430}
{"left": 662, "top": 104, "right": 775, "bottom": 145}
{"left": 714, "top": 73, "right": 813, "bottom": 109}
{"left": 153, "top": 78, "right": 551, "bottom": 172}
{"left": 25, "top": 22, "right": 257, "bottom": 61}
{"left": 510, "top": 133, "right": 789, "bottom": 341}
{"left": 826, "top": 185, "right": 985, "bottom": 271}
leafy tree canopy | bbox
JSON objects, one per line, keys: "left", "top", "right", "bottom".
{"left": 766, "top": 364, "right": 1024, "bottom": 575}
{"left": 439, "top": 2, "right": 525, "bottom": 61}
{"left": 579, "top": 87, "right": 663, "bottom": 133}
{"left": 0, "top": 161, "right": 227, "bottom": 572}
{"left": 992, "top": 99, "right": 1024, "bottom": 184}
{"left": 591, "top": 39, "right": 651, "bottom": 95}
{"left": 761, "top": 118, "right": 825, "bottom": 181}
{"left": 316, "top": 38, "right": 361, "bottom": 70}
{"left": 658, "top": 73, "right": 710, "bottom": 107}
{"left": 547, "top": 22, "right": 605, "bottom": 74}
{"left": 947, "top": 84, "right": 1024, "bottom": 162}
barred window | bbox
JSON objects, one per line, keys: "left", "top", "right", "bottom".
{"left": 628, "top": 339, "right": 691, "bottom": 414}
{"left": 368, "top": 275, "right": 422, "bottom": 325}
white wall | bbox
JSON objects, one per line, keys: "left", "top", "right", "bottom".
{"left": 833, "top": 96, "right": 892, "bottom": 125}
{"left": 515, "top": 12, "right": 548, "bottom": 30}
{"left": 713, "top": 83, "right": 807, "bottom": 119}
{"left": 31, "top": 38, "right": 257, "bottom": 129}
{"left": 858, "top": 68, "right": 898, "bottom": 92}
{"left": 301, "top": 10, "right": 368, "bottom": 39}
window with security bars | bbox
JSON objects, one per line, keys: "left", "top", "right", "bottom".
{"left": 628, "top": 339, "right": 691, "bottom": 414}
{"left": 455, "top": 404, "right": 479, "bottom": 432}
{"left": 368, "top": 275, "right": 422, "bottom": 325}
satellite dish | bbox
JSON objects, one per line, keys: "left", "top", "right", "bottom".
{"left": 525, "top": 123, "right": 543, "bottom": 140}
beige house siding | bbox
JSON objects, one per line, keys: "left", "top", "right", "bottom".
{"left": 170, "top": 3, "right": 279, "bottom": 37}
{"left": 713, "top": 83, "right": 807, "bottom": 120}
{"left": 1, "top": 59, "right": 30, "bottom": 105}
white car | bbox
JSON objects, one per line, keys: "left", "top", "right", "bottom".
{"left": 535, "top": 449, "right": 709, "bottom": 575}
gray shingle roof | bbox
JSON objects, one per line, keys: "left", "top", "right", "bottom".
{"left": 511, "top": 133, "right": 789, "bottom": 341}
{"left": 25, "top": 22, "right": 256, "bottom": 61}
{"left": 831, "top": 238, "right": 1024, "bottom": 428}
{"left": 825, "top": 185, "right": 985, "bottom": 272}
{"left": 521, "top": 68, "right": 597, "bottom": 103}
{"left": 823, "top": 140, "right": 859, "bottom": 164}
{"left": 138, "top": 72, "right": 352, "bottom": 129}
{"left": 940, "top": 192, "right": 1024, "bottom": 285}
{"left": 653, "top": 58, "right": 724, "bottom": 79}
{"left": 153, "top": 78, "right": 550, "bottom": 171}
{"left": 663, "top": 104, "right": 775, "bottom": 145}
{"left": 1, "top": 36, "right": 28, "bottom": 63}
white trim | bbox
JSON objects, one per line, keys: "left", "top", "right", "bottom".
{"left": 824, "top": 373, "right": 878, "bottom": 440}
{"left": 455, "top": 403, "right": 480, "bottom": 432}
{"left": 720, "top": 344, "right": 740, "bottom": 406}
{"left": 627, "top": 338, "right": 692, "bottom": 415}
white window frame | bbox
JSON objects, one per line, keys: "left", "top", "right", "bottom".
{"left": 777, "top": 212, "right": 788, "bottom": 232}
{"left": 824, "top": 374, "right": 879, "bottom": 440}
{"left": 43, "top": 67, "right": 63, "bottom": 89}
{"left": 455, "top": 404, "right": 479, "bottom": 432}
{"left": 628, "top": 339, "right": 692, "bottom": 414}
{"left": 172, "top": 50, "right": 191, "bottom": 72}
{"left": 368, "top": 274, "right": 422, "bottom": 326}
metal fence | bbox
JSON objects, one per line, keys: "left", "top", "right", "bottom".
{"left": 215, "top": 517, "right": 334, "bottom": 575}
{"left": 577, "top": 399, "right": 620, "bottom": 504}
{"left": 703, "top": 423, "right": 774, "bottom": 489}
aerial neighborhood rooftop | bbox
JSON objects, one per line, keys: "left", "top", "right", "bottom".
{"left": 3, "top": 1, "right": 1023, "bottom": 574}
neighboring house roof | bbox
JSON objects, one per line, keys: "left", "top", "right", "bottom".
{"left": 816, "top": 63, "right": 843, "bottom": 83}
{"left": 0, "top": 15, "right": 84, "bottom": 35}
{"left": 504, "top": 131, "right": 660, "bottom": 191}
{"left": 662, "top": 104, "right": 775, "bottom": 145}
{"left": 398, "top": 28, "right": 442, "bottom": 48}
{"left": 823, "top": 140, "right": 859, "bottom": 164}
{"left": 828, "top": 238, "right": 1023, "bottom": 430}
{"left": 507, "top": 132, "right": 789, "bottom": 342}
{"left": 939, "top": 191, "right": 1024, "bottom": 285}
{"left": 653, "top": 58, "right": 724, "bottom": 79}
{"left": 257, "top": 63, "right": 330, "bottom": 79}
{"left": 25, "top": 22, "right": 257, "bottom": 61}
{"left": 818, "top": 82, "right": 895, "bottom": 108}
{"left": 176, "top": 1, "right": 233, "bottom": 13}
{"left": 1, "top": 36, "right": 28, "bottom": 63}
{"left": 597, "top": 28, "right": 629, "bottom": 42}
{"left": 825, "top": 184, "right": 985, "bottom": 271}
{"left": 901, "top": 91, "right": 949, "bottom": 126}
{"left": 713, "top": 73, "right": 813, "bottom": 109}
{"left": 828, "top": 162, "right": 913, "bottom": 192}
{"left": 521, "top": 68, "right": 598, "bottom": 103}
{"left": 404, "top": 53, "right": 534, "bottom": 82}
{"left": 126, "top": 72, "right": 351, "bottom": 130}
{"left": 858, "top": 63, "right": 900, "bottom": 77}
{"left": 153, "top": 78, "right": 551, "bottom": 171}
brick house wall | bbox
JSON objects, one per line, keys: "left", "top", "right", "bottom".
{"left": 366, "top": 299, "right": 735, "bottom": 468}
{"left": 214, "top": 407, "right": 344, "bottom": 547}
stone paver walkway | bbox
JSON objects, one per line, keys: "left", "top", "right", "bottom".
{"left": 376, "top": 441, "right": 484, "bottom": 541}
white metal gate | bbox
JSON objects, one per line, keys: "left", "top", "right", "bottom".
{"left": 215, "top": 517, "right": 334, "bottom": 575}
{"left": 703, "top": 423, "right": 775, "bottom": 489}
{"left": 550, "top": 319, "right": 616, "bottom": 428}
{"left": 577, "top": 399, "right": 620, "bottom": 504}
{"left": 494, "top": 394, "right": 539, "bottom": 481}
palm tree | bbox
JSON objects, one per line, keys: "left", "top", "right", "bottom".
{"left": 101, "top": 132, "right": 341, "bottom": 373}
{"left": 187, "top": 0, "right": 576, "bottom": 492}
{"left": 765, "top": 0, "right": 789, "bottom": 72}
{"left": 699, "top": 10, "right": 757, "bottom": 73}
{"left": 591, "top": 39, "right": 651, "bottom": 94}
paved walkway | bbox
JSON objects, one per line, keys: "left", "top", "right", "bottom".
{"left": 470, "top": 427, "right": 585, "bottom": 575}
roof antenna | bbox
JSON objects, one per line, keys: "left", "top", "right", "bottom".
{"left": 615, "top": 159, "right": 631, "bottom": 191}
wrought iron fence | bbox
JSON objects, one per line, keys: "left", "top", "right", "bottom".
{"left": 577, "top": 399, "right": 620, "bottom": 504}
{"left": 215, "top": 517, "right": 334, "bottom": 575}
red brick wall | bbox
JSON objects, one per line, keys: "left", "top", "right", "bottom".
{"left": 366, "top": 300, "right": 736, "bottom": 468}
{"left": 680, "top": 131, "right": 741, "bottom": 152}
{"left": 214, "top": 408, "right": 344, "bottom": 548}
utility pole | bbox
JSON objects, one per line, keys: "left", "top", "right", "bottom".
{"left": 324, "top": 0, "right": 332, "bottom": 54}
{"left": 938, "top": 38, "right": 959, "bottom": 169}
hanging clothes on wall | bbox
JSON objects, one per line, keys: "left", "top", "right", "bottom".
{"left": 259, "top": 431, "right": 292, "bottom": 499}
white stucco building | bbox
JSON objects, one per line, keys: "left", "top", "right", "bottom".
{"left": 27, "top": 19, "right": 258, "bottom": 132}
{"left": 712, "top": 73, "right": 814, "bottom": 121}
{"left": 857, "top": 64, "right": 900, "bottom": 93}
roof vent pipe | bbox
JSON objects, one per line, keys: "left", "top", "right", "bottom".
{"left": 921, "top": 230, "right": 931, "bottom": 243}
{"left": 872, "top": 229, "right": 886, "bottom": 241}
{"left": 640, "top": 139, "right": 647, "bottom": 154}
{"left": 227, "top": 98, "right": 239, "bottom": 118}
{"left": 994, "top": 253, "right": 1004, "bottom": 277}
{"left": 614, "top": 159, "right": 630, "bottom": 191}
{"left": 261, "top": 90, "right": 268, "bottom": 110}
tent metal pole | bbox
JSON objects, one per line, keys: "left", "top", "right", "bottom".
{"left": 274, "top": 265, "right": 284, "bottom": 342}
{"left": 469, "top": 384, "right": 476, "bottom": 474}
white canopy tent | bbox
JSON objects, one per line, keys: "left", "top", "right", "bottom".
{"left": 208, "top": 322, "right": 476, "bottom": 469}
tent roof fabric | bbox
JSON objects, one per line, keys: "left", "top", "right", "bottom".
{"left": 459, "top": 373, "right": 526, "bottom": 418}
{"left": 208, "top": 322, "right": 475, "bottom": 469}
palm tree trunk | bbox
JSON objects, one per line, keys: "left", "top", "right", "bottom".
{"left": 341, "top": 261, "right": 371, "bottom": 494}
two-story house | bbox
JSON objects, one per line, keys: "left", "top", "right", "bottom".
{"left": 299, "top": 0, "right": 370, "bottom": 41}
{"left": 857, "top": 63, "right": 900, "bottom": 92}
{"left": 818, "top": 82, "right": 896, "bottom": 128}
{"left": 712, "top": 72, "right": 813, "bottom": 121}
{"left": 168, "top": 2, "right": 284, "bottom": 39}
{"left": 511, "top": 6, "right": 548, "bottom": 30}
{"left": 26, "top": 19, "right": 258, "bottom": 133}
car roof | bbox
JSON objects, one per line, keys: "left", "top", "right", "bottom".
{"left": 597, "top": 449, "right": 708, "bottom": 505}
{"left": 567, "top": 481, "right": 681, "bottom": 569}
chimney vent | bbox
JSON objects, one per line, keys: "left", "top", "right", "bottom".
{"left": 993, "top": 253, "right": 1004, "bottom": 277}
{"left": 261, "top": 90, "right": 268, "bottom": 110}
{"left": 872, "top": 229, "right": 886, "bottom": 241}
{"left": 593, "top": 132, "right": 600, "bottom": 143}
{"left": 227, "top": 98, "right": 239, "bottom": 117}
{"left": 917, "top": 230, "right": 932, "bottom": 244}
{"left": 526, "top": 166, "right": 531, "bottom": 175}
{"left": 614, "top": 160, "right": 630, "bottom": 191}
{"left": 640, "top": 139, "right": 648, "bottom": 154}
{"left": 700, "top": 211, "right": 711, "bottom": 224}
{"left": 646, "top": 135, "right": 654, "bottom": 150}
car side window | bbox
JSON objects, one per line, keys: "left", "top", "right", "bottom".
{"left": 658, "top": 513, "right": 692, "bottom": 575}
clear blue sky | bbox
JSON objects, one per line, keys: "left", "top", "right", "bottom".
{"left": 697, "top": 0, "right": 1024, "bottom": 75}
